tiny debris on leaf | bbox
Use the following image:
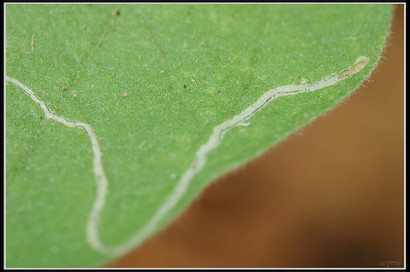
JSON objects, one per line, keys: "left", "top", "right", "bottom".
{"left": 31, "top": 35, "right": 34, "bottom": 52}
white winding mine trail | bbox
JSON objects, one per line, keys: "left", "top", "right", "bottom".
{"left": 6, "top": 56, "right": 369, "bottom": 257}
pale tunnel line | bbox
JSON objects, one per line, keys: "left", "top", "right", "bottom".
{"left": 5, "top": 75, "right": 109, "bottom": 254}
{"left": 5, "top": 56, "right": 369, "bottom": 258}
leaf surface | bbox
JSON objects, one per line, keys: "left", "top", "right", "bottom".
{"left": 5, "top": 4, "right": 392, "bottom": 267}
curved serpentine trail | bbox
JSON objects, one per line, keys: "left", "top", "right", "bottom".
{"left": 6, "top": 56, "right": 369, "bottom": 257}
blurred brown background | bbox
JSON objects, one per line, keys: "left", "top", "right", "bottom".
{"left": 108, "top": 5, "right": 404, "bottom": 268}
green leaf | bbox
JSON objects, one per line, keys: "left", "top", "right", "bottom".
{"left": 5, "top": 4, "right": 392, "bottom": 268}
